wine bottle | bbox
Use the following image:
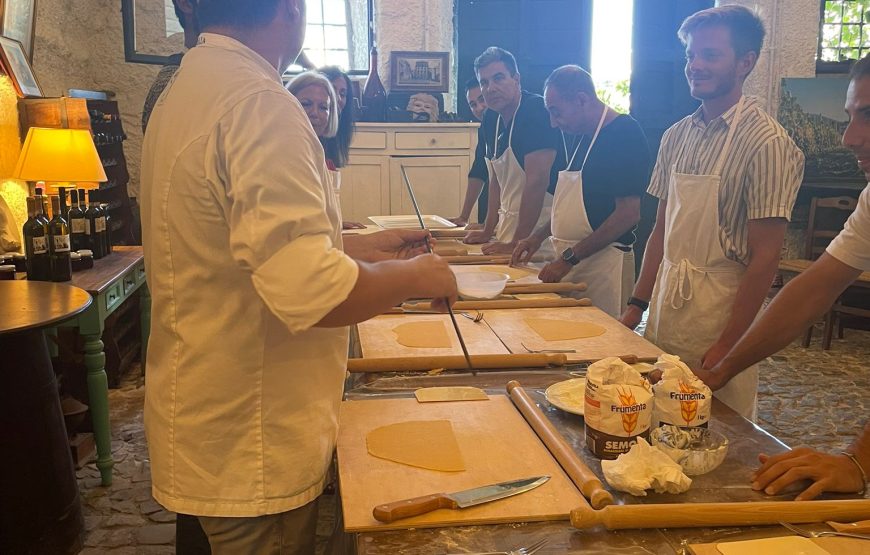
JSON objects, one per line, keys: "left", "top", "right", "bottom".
{"left": 85, "top": 190, "right": 105, "bottom": 259}
{"left": 34, "top": 186, "right": 49, "bottom": 224}
{"left": 100, "top": 203, "right": 113, "bottom": 254}
{"left": 48, "top": 196, "right": 72, "bottom": 282}
{"left": 362, "top": 46, "right": 387, "bottom": 122}
{"left": 23, "top": 197, "right": 51, "bottom": 281}
{"left": 68, "top": 190, "right": 87, "bottom": 251}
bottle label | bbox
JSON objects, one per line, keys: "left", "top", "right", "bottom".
{"left": 32, "top": 236, "right": 48, "bottom": 254}
{"left": 53, "top": 234, "right": 71, "bottom": 253}
{"left": 97, "top": 216, "right": 106, "bottom": 233}
{"left": 72, "top": 217, "right": 86, "bottom": 234}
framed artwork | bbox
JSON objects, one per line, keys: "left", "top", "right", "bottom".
{"left": 0, "top": 0, "right": 37, "bottom": 61}
{"left": 0, "top": 35, "right": 41, "bottom": 97}
{"left": 779, "top": 77, "right": 862, "bottom": 182}
{"left": 390, "top": 51, "right": 450, "bottom": 92}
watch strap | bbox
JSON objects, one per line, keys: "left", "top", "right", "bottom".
{"left": 627, "top": 296, "right": 649, "bottom": 311}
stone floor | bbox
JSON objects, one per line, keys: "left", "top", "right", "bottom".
{"left": 76, "top": 326, "right": 870, "bottom": 553}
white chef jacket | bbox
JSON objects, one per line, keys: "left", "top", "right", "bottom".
{"left": 140, "top": 33, "right": 359, "bottom": 517}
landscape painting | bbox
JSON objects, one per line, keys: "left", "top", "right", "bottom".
{"left": 779, "top": 77, "right": 862, "bottom": 181}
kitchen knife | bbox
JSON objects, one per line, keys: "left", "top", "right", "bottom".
{"left": 372, "top": 475, "right": 550, "bottom": 523}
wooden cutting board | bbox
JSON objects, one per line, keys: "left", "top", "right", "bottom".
{"left": 690, "top": 536, "right": 870, "bottom": 555}
{"left": 357, "top": 314, "right": 510, "bottom": 359}
{"left": 451, "top": 264, "right": 542, "bottom": 282}
{"left": 337, "top": 395, "right": 585, "bottom": 531}
{"left": 482, "top": 307, "right": 663, "bottom": 362}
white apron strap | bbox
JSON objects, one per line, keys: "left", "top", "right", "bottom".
{"left": 493, "top": 94, "right": 522, "bottom": 159}
{"left": 578, "top": 106, "right": 608, "bottom": 173}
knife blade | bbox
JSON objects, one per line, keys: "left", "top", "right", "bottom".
{"left": 372, "top": 475, "right": 550, "bottom": 523}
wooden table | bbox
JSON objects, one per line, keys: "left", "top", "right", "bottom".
{"left": 779, "top": 258, "right": 870, "bottom": 286}
{"left": 57, "top": 246, "right": 149, "bottom": 486}
{"left": 0, "top": 281, "right": 92, "bottom": 554}
{"left": 343, "top": 370, "right": 868, "bottom": 554}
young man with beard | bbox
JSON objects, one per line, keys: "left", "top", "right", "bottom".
{"left": 620, "top": 5, "right": 804, "bottom": 420}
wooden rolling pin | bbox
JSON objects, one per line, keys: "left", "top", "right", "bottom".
{"left": 442, "top": 255, "right": 512, "bottom": 264}
{"left": 347, "top": 353, "right": 568, "bottom": 373}
{"left": 507, "top": 381, "right": 614, "bottom": 509}
{"left": 431, "top": 228, "right": 469, "bottom": 238}
{"left": 503, "top": 282, "right": 588, "bottom": 294}
{"left": 401, "top": 298, "right": 592, "bottom": 311}
{"left": 569, "top": 499, "right": 870, "bottom": 530}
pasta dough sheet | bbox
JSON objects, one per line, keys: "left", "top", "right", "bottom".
{"left": 392, "top": 321, "right": 451, "bottom": 348}
{"left": 415, "top": 387, "right": 488, "bottom": 402}
{"left": 525, "top": 318, "right": 606, "bottom": 341}
{"left": 716, "top": 536, "right": 830, "bottom": 555}
{"left": 480, "top": 265, "right": 538, "bottom": 281}
{"left": 365, "top": 420, "right": 465, "bottom": 472}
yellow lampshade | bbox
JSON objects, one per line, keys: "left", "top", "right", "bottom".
{"left": 13, "top": 127, "right": 107, "bottom": 186}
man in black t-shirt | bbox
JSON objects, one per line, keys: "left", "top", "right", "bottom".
{"left": 464, "top": 47, "right": 561, "bottom": 255}
{"left": 450, "top": 78, "right": 489, "bottom": 228}
{"left": 513, "top": 65, "right": 650, "bottom": 317}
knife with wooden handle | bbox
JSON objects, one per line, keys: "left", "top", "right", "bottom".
{"left": 828, "top": 519, "right": 870, "bottom": 533}
{"left": 373, "top": 476, "right": 549, "bottom": 523}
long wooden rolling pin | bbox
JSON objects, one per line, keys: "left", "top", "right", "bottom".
{"left": 442, "top": 255, "right": 512, "bottom": 264}
{"left": 503, "top": 282, "right": 588, "bottom": 294}
{"left": 347, "top": 353, "right": 568, "bottom": 373}
{"left": 401, "top": 298, "right": 592, "bottom": 311}
{"left": 569, "top": 499, "right": 870, "bottom": 530}
{"left": 506, "top": 381, "right": 614, "bottom": 509}
{"left": 431, "top": 228, "right": 469, "bottom": 238}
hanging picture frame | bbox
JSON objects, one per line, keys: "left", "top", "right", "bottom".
{"left": 0, "top": 0, "right": 37, "bottom": 61}
{"left": 0, "top": 35, "right": 41, "bottom": 97}
{"left": 389, "top": 51, "right": 450, "bottom": 92}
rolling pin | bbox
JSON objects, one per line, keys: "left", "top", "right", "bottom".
{"left": 569, "top": 499, "right": 870, "bottom": 530}
{"left": 503, "top": 282, "right": 588, "bottom": 294}
{"left": 401, "top": 298, "right": 592, "bottom": 311}
{"left": 347, "top": 353, "right": 568, "bottom": 373}
{"left": 431, "top": 228, "right": 469, "bottom": 238}
{"left": 442, "top": 255, "right": 512, "bottom": 264}
{"left": 507, "top": 381, "right": 614, "bottom": 509}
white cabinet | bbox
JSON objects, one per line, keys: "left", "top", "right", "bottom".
{"left": 339, "top": 123, "right": 479, "bottom": 223}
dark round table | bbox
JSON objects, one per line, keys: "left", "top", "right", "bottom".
{"left": 1, "top": 281, "right": 92, "bottom": 554}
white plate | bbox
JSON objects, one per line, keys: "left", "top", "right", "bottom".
{"left": 545, "top": 378, "right": 586, "bottom": 416}
{"left": 368, "top": 215, "right": 457, "bottom": 229}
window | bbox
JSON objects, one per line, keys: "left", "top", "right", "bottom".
{"left": 590, "top": 0, "right": 633, "bottom": 113}
{"left": 285, "top": 0, "right": 372, "bottom": 75}
{"left": 818, "top": 0, "right": 870, "bottom": 72}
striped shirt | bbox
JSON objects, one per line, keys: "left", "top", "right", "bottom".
{"left": 648, "top": 96, "right": 804, "bottom": 264}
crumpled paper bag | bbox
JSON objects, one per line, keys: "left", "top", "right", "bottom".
{"left": 601, "top": 437, "right": 692, "bottom": 496}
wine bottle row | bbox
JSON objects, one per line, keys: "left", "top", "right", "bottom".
{"left": 22, "top": 188, "right": 113, "bottom": 282}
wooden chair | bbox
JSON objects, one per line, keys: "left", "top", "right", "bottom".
{"left": 802, "top": 196, "right": 858, "bottom": 349}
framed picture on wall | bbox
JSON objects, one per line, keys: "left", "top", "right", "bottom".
{"left": 0, "top": 35, "right": 41, "bottom": 97}
{"left": 390, "top": 51, "right": 450, "bottom": 92}
{"left": 0, "top": 0, "right": 37, "bottom": 61}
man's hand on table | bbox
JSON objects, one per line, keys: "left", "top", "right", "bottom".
{"left": 346, "top": 229, "right": 432, "bottom": 262}
{"left": 448, "top": 216, "right": 468, "bottom": 227}
{"left": 481, "top": 241, "right": 516, "bottom": 255}
{"left": 619, "top": 304, "right": 643, "bottom": 330}
{"left": 342, "top": 220, "right": 367, "bottom": 230}
{"left": 464, "top": 229, "right": 493, "bottom": 244}
{"left": 511, "top": 236, "right": 543, "bottom": 265}
{"left": 691, "top": 367, "right": 730, "bottom": 391}
{"left": 751, "top": 447, "right": 865, "bottom": 500}
{"left": 538, "top": 259, "right": 571, "bottom": 283}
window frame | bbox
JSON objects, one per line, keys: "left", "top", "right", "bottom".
{"left": 816, "top": 0, "right": 868, "bottom": 74}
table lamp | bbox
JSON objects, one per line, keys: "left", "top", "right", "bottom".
{"left": 13, "top": 127, "right": 107, "bottom": 208}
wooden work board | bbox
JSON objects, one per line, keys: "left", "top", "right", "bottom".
{"left": 336, "top": 395, "right": 585, "bottom": 531}
{"left": 357, "top": 313, "right": 510, "bottom": 359}
{"left": 689, "top": 536, "right": 870, "bottom": 555}
{"left": 482, "top": 306, "right": 663, "bottom": 362}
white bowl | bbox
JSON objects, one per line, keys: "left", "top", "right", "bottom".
{"left": 454, "top": 271, "right": 509, "bottom": 300}
{"left": 649, "top": 425, "right": 729, "bottom": 476}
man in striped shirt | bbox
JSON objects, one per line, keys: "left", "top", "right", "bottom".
{"left": 620, "top": 5, "right": 804, "bottom": 420}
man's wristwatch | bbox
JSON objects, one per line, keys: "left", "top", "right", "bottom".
{"left": 627, "top": 296, "right": 649, "bottom": 311}
{"left": 561, "top": 247, "right": 581, "bottom": 266}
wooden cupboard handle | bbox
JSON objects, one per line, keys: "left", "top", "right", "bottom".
{"left": 373, "top": 493, "right": 457, "bottom": 523}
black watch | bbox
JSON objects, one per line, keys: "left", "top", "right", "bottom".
{"left": 627, "top": 296, "right": 649, "bottom": 311}
{"left": 561, "top": 247, "right": 581, "bottom": 266}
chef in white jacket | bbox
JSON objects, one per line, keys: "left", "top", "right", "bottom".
{"left": 512, "top": 65, "right": 650, "bottom": 317}
{"left": 140, "top": 1, "right": 457, "bottom": 552}
{"left": 620, "top": 5, "right": 803, "bottom": 420}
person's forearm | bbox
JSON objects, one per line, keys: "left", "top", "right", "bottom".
{"left": 459, "top": 178, "right": 485, "bottom": 221}
{"left": 531, "top": 219, "right": 552, "bottom": 242}
{"left": 513, "top": 181, "right": 547, "bottom": 242}
{"left": 848, "top": 422, "right": 870, "bottom": 479}
{"left": 317, "top": 260, "right": 420, "bottom": 326}
{"left": 715, "top": 253, "right": 860, "bottom": 380}
{"left": 572, "top": 200, "right": 640, "bottom": 260}
{"left": 714, "top": 250, "right": 782, "bottom": 349}
{"left": 631, "top": 205, "right": 665, "bottom": 302}
{"left": 483, "top": 178, "right": 501, "bottom": 233}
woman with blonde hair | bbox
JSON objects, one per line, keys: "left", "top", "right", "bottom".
{"left": 287, "top": 71, "right": 339, "bottom": 163}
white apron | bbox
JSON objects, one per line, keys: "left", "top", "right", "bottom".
{"left": 644, "top": 96, "right": 758, "bottom": 420}
{"left": 489, "top": 95, "right": 553, "bottom": 247}
{"left": 549, "top": 107, "right": 624, "bottom": 318}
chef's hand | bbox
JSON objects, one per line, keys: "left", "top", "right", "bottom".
{"left": 464, "top": 229, "right": 493, "bottom": 244}
{"left": 619, "top": 304, "right": 643, "bottom": 330}
{"left": 512, "top": 236, "right": 543, "bottom": 265}
{"left": 481, "top": 241, "right": 516, "bottom": 255}
{"left": 700, "top": 340, "right": 732, "bottom": 372}
{"left": 349, "top": 229, "right": 431, "bottom": 262}
{"left": 751, "top": 448, "right": 865, "bottom": 501}
{"left": 538, "top": 259, "right": 571, "bottom": 283}
{"left": 691, "top": 366, "right": 730, "bottom": 391}
{"left": 448, "top": 216, "right": 468, "bottom": 227}
{"left": 411, "top": 254, "right": 458, "bottom": 312}
{"left": 465, "top": 222, "right": 484, "bottom": 231}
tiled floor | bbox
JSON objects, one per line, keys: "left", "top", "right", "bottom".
{"left": 76, "top": 326, "right": 870, "bottom": 552}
